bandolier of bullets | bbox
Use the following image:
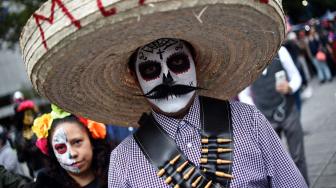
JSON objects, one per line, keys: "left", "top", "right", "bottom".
{"left": 157, "top": 154, "right": 217, "bottom": 188}
{"left": 199, "top": 136, "right": 234, "bottom": 187}
{"left": 156, "top": 136, "right": 234, "bottom": 188}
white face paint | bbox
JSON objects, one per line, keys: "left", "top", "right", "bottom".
{"left": 135, "top": 38, "right": 197, "bottom": 114}
{"left": 52, "top": 127, "right": 79, "bottom": 173}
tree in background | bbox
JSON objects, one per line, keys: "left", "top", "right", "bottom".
{"left": 0, "top": 0, "right": 45, "bottom": 49}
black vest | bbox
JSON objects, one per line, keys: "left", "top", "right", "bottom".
{"left": 251, "top": 56, "right": 295, "bottom": 123}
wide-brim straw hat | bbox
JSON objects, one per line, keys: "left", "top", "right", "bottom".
{"left": 20, "top": 0, "right": 285, "bottom": 127}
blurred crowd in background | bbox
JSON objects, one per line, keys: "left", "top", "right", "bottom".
{"left": 277, "top": 16, "right": 336, "bottom": 112}
{"left": 286, "top": 17, "right": 336, "bottom": 87}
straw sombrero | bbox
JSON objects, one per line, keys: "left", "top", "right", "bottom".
{"left": 20, "top": 0, "right": 285, "bottom": 127}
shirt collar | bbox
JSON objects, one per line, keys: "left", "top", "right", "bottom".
{"left": 152, "top": 95, "right": 201, "bottom": 140}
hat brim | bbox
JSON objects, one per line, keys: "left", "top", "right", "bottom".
{"left": 21, "top": 0, "right": 285, "bottom": 127}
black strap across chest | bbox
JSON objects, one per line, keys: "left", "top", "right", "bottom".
{"left": 134, "top": 96, "right": 234, "bottom": 188}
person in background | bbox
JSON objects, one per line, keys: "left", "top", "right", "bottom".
{"left": 6, "top": 91, "right": 26, "bottom": 148}
{"left": 239, "top": 46, "right": 309, "bottom": 184}
{"left": 318, "top": 20, "right": 336, "bottom": 76}
{"left": 285, "top": 32, "right": 313, "bottom": 84}
{"left": 0, "top": 165, "right": 30, "bottom": 188}
{"left": 24, "top": 105, "right": 111, "bottom": 188}
{"left": 284, "top": 32, "right": 306, "bottom": 111}
{"left": 0, "top": 125, "right": 25, "bottom": 176}
{"left": 12, "top": 91, "right": 25, "bottom": 109}
{"left": 297, "top": 30, "right": 314, "bottom": 99}
{"left": 306, "top": 26, "right": 332, "bottom": 83}
{"left": 13, "top": 100, "right": 46, "bottom": 178}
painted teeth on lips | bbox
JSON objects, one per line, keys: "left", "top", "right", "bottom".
{"left": 167, "top": 95, "right": 177, "bottom": 100}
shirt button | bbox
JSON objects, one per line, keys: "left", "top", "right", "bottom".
{"left": 187, "top": 143, "right": 192, "bottom": 148}
{"left": 180, "top": 121, "right": 186, "bottom": 125}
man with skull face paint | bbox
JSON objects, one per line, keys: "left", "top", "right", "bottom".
{"left": 108, "top": 37, "right": 308, "bottom": 188}
{"left": 135, "top": 39, "right": 198, "bottom": 116}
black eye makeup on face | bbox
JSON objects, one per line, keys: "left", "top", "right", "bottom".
{"left": 166, "top": 52, "right": 190, "bottom": 74}
{"left": 138, "top": 61, "right": 162, "bottom": 81}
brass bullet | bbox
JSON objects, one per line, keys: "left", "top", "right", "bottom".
{"left": 183, "top": 167, "right": 195, "bottom": 180}
{"left": 216, "top": 159, "right": 232, "bottom": 164}
{"left": 170, "top": 154, "right": 181, "bottom": 165}
{"left": 176, "top": 161, "right": 188, "bottom": 172}
{"left": 165, "top": 176, "right": 173, "bottom": 184}
{"left": 203, "top": 169, "right": 234, "bottom": 179}
{"left": 201, "top": 138, "right": 209, "bottom": 144}
{"left": 202, "top": 138, "right": 231, "bottom": 144}
{"left": 202, "top": 148, "right": 232, "bottom": 153}
{"left": 200, "top": 158, "right": 208, "bottom": 164}
{"left": 191, "top": 175, "right": 202, "bottom": 187}
{"left": 204, "top": 180, "right": 213, "bottom": 188}
{"left": 215, "top": 171, "right": 234, "bottom": 179}
{"left": 200, "top": 158, "right": 231, "bottom": 165}
{"left": 158, "top": 154, "right": 182, "bottom": 177}
{"left": 157, "top": 168, "right": 165, "bottom": 177}
{"left": 201, "top": 148, "right": 209, "bottom": 153}
{"left": 173, "top": 184, "right": 180, "bottom": 188}
{"left": 217, "top": 148, "right": 232, "bottom": 153}
{"left": 217, "top": 138, "right": 231, "bottom": 143}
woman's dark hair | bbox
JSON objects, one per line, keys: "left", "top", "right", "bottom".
{"left": 14, "top": 108, "right": 37, "bottom": 132}
{"left": 128, "top": 39, "right": 196, "bottom": 73}
{"left": 46, "top": 115, "right": 111, "bottom": 188}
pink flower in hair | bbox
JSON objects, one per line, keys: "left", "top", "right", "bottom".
{"left": 36, "top": 138, "right": 49, "bottom": 156}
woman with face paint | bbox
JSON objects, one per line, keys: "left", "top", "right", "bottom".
{"left": 24, "top": 105, "right": 111, "bottom": 188}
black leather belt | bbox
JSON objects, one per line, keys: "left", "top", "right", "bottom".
{"left": 134, "top": 96, "right": 234, "bottom": 188}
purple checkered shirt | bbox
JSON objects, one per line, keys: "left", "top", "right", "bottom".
{"left": 108, "top": 96, "right": 308, "bottom": 187}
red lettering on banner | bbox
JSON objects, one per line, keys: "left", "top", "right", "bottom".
{"left": 97, "top": 0, "right": 117, "bottom": 17}
{"left": 139, "top": 0, "right": 145, "bottom": 5}
{"left": 259, "top": 0, "right": 269, "bottom": 3}
{"left": 33, "top": 0, "right": 147, "bottom": 49}
{"left": 97, "top": 0, "right": 146, "bottom": 17}
{"left": 33, "top": 0, "right": 81, "bottom": 50}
